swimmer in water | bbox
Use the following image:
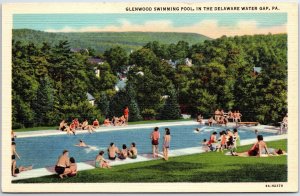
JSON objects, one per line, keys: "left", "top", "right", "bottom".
{"left": 75, "top": 140, "right": 88, "bottom": 147}
{"left": 255, "top": 129, "right": 258, "bottom": 135}
{"left": 194, "top": 128, "right": 201, "bottom": 133}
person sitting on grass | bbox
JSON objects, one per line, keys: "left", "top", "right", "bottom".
{"left": 103, "top": 117, "right": 111, "bottom": 126}
{"left": 82, "top": 119, "right": 96, "bottom": 133}
{"left": 232, "top": 135, "right": 270, "bottom": 157}
{"left": 55, "top": 150, "right": 71, "bottom": 179}
{"left": 118, "top": 144, "right": 128, "bottom": 160}
{"left": 93, "top": 119, "right": 100, "bottom": 129}
{"left": 128, "top": 142, "right": 138, "bottom": 159}
{"left": 67, "top": 157, "right": 77, "bottom": 177}
{"left": 107, "top": 143, "right": 119, "bottom": 160}
{"left": 201, "top": 139, "right": 210, "bottom": 152}
{"left": 11, "top": 159, "right": 32, "bottom": 177}
{"left": 95, "top": 151, "right": 111, "bottom": 168}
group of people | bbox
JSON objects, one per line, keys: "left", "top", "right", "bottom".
{"left": 232, "top": 135, "right": 286, "bottom": 157}
{"left": 59, "top": 119, "right": 97, "bottom": 135}
{"left": 202, "top": 128, "right": 240, "bottom": 152}
{"left": 103, "top": 106, "right": 130, "bottom": 126}
{"left": 201, "top": 109, "right": 242, "bottom": 126}
{"left": 150, "top": 127, "right": 171, "bottom": 161}
{"left": 59, "top": 106, "right": 130, "bottom": 134}
{"left": 11, "top": 131, "right": 33, "bottom": 177}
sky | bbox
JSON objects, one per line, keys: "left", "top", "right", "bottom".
{"left": 13, "top": 13, "right": 287, "bottom": 38}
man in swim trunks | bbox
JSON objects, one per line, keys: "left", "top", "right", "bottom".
{"left": 107, "top": 143, "right": 119, "bottom": 160}
{"left": 55, "top": 150, "right": 71, "bottom": 179}
{"left": 150, "top": 127, "right": 160, "bottom": 158}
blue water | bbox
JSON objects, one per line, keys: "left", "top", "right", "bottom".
{"left": 15, "top": 125, "right": 275, "bottom": 169}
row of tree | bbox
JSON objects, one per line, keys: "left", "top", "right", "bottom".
{"left": 12, "top": 33, "right": 287, "bottom": 129}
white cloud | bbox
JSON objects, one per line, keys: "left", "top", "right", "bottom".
{"left": 45, "top": 19, "right": 286, "bottom": 38}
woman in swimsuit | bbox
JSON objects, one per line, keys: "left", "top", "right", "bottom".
{"left": 233, "top": 135, "right": 270, "bottom": 157}
{"left": 67, "top": 157, "right": 77, "bottom": 177}
{"left": 128, "top": 142, "right": 138, "bottom": 159}
{"left": 163, "top": 128, "right": 171, "bottom": 161}
{"left": 95, "top": 151, "right": 111, "bottom": 168}
{"left": 93, "top": 119, "right": 100, "bottom": 129}
{"left": 118, "top": 144, "right": 128, "bottom": 160}
{"left": 207, "top": 132, "right": 218, "bottom": 151}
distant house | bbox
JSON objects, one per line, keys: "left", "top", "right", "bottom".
{"left": 87, "top": 58, "right": 104, "bottom": 78}
{"left": 166, "top": 58, "right": 193, "bottom": 68}
{"left": 252, "top": 66, "right": 262, "bottom": 77}
{"left": 86, "top": 92, "right": 95, "bottom": 106}
{"left": 70, "top": 48, "right": 89, "bottom": 53}
{"left": 184, "top": 58, "right": 193, "bottom": 67}
{"left": 88, "top": 57, "right": 104, "bottom": 65}
{"left": 115, "top": 78, "right": 127, "bottom": 92}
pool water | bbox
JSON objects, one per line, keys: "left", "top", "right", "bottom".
{"left": 15, "top": 125, "right": 275, "bottom": 169}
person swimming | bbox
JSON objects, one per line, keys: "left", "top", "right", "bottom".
{"left": 75, "top": 140, "right": 88, "bottom": 147}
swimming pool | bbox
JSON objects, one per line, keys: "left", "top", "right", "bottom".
{"left": 15, "top": 125, "right": 275, "bottom": 169}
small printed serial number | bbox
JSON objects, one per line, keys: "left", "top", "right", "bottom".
{"left": 265, "top": 184, "right": 283, "bottom": 188}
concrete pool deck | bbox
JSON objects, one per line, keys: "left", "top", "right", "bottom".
{"left": 15, "top": 120, "right": 284, "bottom": 138}
{"left": 12, "top": 132, "right": 287, "bottom": 181}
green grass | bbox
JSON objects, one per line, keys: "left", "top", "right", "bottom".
{"left": 14, "top": 119, "right": 192, "bottom": 132}
{"left": 14, "top": 139, "right": 287, "bottom": 183}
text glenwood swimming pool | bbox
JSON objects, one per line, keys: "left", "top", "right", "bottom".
{"left": 125, "top": 6, "right": 278, "bottom": 12}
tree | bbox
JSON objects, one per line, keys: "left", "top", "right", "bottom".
{"left": 126, "top": 84, "right": 142, "bottom": 121}
{"left": 97, "top": 92, "right": 110, "bottom": 116}
{"left": 104, "top": 46, "right": 128, "bottom": 74}
{"left": 32, "top": 77, "right": 54, "bottom": 126}
{"left": 159, "top": 85, "right": 181, "bottom": 120}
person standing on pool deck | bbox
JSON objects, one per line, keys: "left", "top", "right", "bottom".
{"left": 55, "top": 150, "right": 71, "bottom": 179}
{"left": 150, "top": 127, "right": 160, "bottom": 158}
{"left": 163, "top": 128, "right": 171, "bottom": 161}
{"left": 123, "top": 106, "right": 129, "bottom": 125}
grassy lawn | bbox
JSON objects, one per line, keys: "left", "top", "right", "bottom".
{"left": 14, "top": 139, "right": 287, "bottom": 183}
{"left": 14, "top": 119, "right": 193, "bottom": 132}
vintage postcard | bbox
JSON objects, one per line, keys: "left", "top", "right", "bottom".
{"left": 1, "top": 1, "right": 298, "bottom": 192}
